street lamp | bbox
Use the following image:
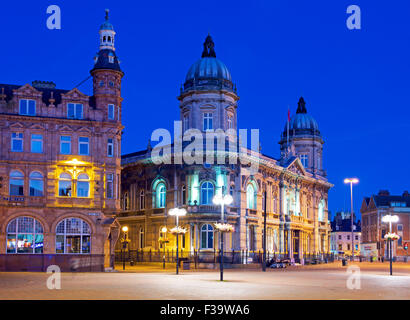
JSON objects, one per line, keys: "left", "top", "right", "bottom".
{"left": 213, "top": 193, "right": 234, "bottom": 281}
{"left": 169, "top": 207, "right": 187, "bottom": 275}
{"left": 159, "top": 226, "right": 169, "bottom": 269}
{"left": 344, "top": 178, "right": 359, "bottom": 261}
{"left": 121, "top": 226, "right": 129, "bottom": 271}
{"left": 382, "top": 214, "right": 399, "bottom": 275}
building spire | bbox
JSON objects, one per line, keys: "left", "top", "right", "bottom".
{"left": 201, "top": 34, "right": 216, "bottom": 58}
{"left": 105, "top": 8, "right": 109, "bottom": 21}
{"left": 296, "top": 97, "right": 307, "bottom": 114}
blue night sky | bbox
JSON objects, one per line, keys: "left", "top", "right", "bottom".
{"left": 1, "top": 0, "right": 409, "bottom": 220}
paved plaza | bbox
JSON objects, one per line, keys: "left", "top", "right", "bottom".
{"left": 0, "top": 262, "right": 409, "bottom": 300}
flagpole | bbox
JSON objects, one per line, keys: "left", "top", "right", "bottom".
{"left": 287, "top": 106, "right": 290, "bottom": 151}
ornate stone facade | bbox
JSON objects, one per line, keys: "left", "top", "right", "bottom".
{"left": 118, "top": 35, "right": 332, "bottom": 263}
{"left": 0, "top": 11, "right": 123, "bottom": 271}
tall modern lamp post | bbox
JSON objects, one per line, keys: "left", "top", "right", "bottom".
{"left": 120, "top": 226, "right": 129, "bottom": 271}
{"left": 169, "top": 207, "right": 187, "bottom": 275}
{"left": 344, "top": 178, "right": 359, "bottom": 261}
{"left": 382, "top": 214, "right": 399, "bottom": 275}
{"left": 213, "top": 193, "right": 234, "bottom": 281}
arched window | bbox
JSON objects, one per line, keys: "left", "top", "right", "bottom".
{"left": 139, "top": 228, "right": 144, "bottom": 248}
{"left": 59, "top": 173, "right": 72, "bottom": 197}
{"left": 200, "top": 181, "right": 214, "bottom": 205}
{"left": 56, "top": 218, "right": 91, "bottom": 254}
{"left": 6, "top": 216, "right": 44, "bottom": 254}
{"left": 29, "top": 171, "right": 43, "bottom": 196}
{"left": 139, "top": 190, "right": 145, "bottom": 210}
{"left": 318, "top": 199, "right": 325, "bottom": 222}
{"left": 154, "top": 182, "right": 166, "bottom": 208}
{"left": 9, "top": 170, "right": 24, "bottom": 196}
{"left": 246, "top": 184, "right": 256, "bottom": 209}
{"left": 200, "top": 224, "right": 214, "bottom": 249}
{"left": 77, "top": 173, "right": 89, "bottom": 198}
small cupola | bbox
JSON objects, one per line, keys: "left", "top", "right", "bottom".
{"left": 99, "top": 9, "right": 116, "bottom": 51}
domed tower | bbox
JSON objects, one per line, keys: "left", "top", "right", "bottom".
{"left": 279, "top": 97, "right": 325, "bottom": 176}
{"left": 90, "top": 9, "right": 124, "bottom": 122}
{"left": 178, "top": 34, "right": 239, "bottom": 134}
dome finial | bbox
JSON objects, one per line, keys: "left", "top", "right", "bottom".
{"left": 202, "top": 34, "right": 216, "bottom": 58}
{"left": 296, "top": 97, "right": 307, "bottom": 114}
{"left": 105, "top": 9, "right": 109, "bottom": 21}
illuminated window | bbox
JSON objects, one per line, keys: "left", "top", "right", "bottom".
{"left": 9, "top": 170, "right": 24, "bottom": 196}
{"left": 107, "top": 138, "right": 114, "bottom": 157}
{"left": 19, "top": 99, "right": 36, "bottom": 116}
{"left": 60, "top": 136, "right": 71, "bottom": 154}
{"left": 31, "top": 134, "right": 43, "bottom": 153}
{"left": 56, "top": 218, "right": 91, "bottom": 254}
{"left": 29, "top": 172, "right": 43, "bottom": 196}
{"left": 108, "top": 104, "right": 115, "bottom": 120}
{"left": 59, "top": 173, "right": 72, "bottom": 197}
{"left": 106, "top": 173, "right": 114, "bottom": 199}
{"left": 78, "top": 137, "right": 89, "bottom": 155}
{"left": 246, "top": 184, "right": 256, "bottom": 209}
{"left": 77, "top": 173, "right": 89, "bottom": 198}
{"left": 203, "top": 113, "right": 213, "bottom": 131}
{"left": 318, "top": 199, "right": 325, "bottom": 222}
{"left": 7, "top": 216, "right": 43, "bottom": 254}
{"left": 200, "top": 181, "right": 214, "bottom": 205}
{"left": 201, "top": 224, "right": 214, "bottom": 249}
{"left": 11, "top": 133, "right": 23, "bottom": 152}
{"left": 67, "top": 103, "right": 83, "bottom": 119}
{"left": 155, "top": 183, "right": 166, "bottom": 208}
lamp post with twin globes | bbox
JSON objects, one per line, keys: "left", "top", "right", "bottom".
{"left": 213, "top": 193, "right": 234, "bottom": 281}
{"left": 169, "top": 208, "right": 187, "bottom": 275}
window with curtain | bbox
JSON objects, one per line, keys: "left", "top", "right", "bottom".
{"left": 7, "top": 216, "right": 44, "bottom": 254}
{"left": 56, "top": 218, "right": 91, "bottom": 254}
{"left": 201, "top": 224, "right": 214, "bottom": 249}
{"left": 200, "top": 181, "right": 214, "bottom": 205}
{"left": 29, "top": 171, "right": 43, "bottom": 196}
{"left": 9, "top": 170, "right": 24, "bottom": 196}
{"left": 59, "top": 173, "right": 72, "bottom": 197}
{"left": 77, "top": 173, "right": 89, "bottom": 198}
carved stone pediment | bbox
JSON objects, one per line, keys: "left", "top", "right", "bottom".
{"left": 62, "top": 88, "right": 89, "bottom": 102}
{"left": 13, "top": 84, "right": 41, "bottom": 97}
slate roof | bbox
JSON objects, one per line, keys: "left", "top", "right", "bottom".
{"left": 372, "top": 195, "right": 410, "bottom": 207}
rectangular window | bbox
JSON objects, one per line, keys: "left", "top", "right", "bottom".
{"left": 67, "top": 103, "right": 83, "bottom": 119}
{"left": 60, "top": 136, "right": 71, "bottom": 154}
{"left": 78, "top": 137, "right": 89, "bottom": 155}
{"left": 31, "top": 134, "right": 43, "bottom": 153}
{"left": 108, "top": 104, "right": 115, "bottom": 120}
{"left": 300, "top": 154, "right": 308, "bottom": 167}
{"left": 227, "top": 116, "right": 233, "bottom": 129}
{"left": 19, "top": 99, "right": 36, "bottom": 116}
{"left": 183, "top": 115, "right": 189, "bottom": 132}
{"left": 338, "top": 235, "right": 342, "bottom": 240}
{"left": 203, "top": 113, "right": 213, "bottom": 131}
{"left": 117, "top": 174, "right": 120, "bottom": 199}
{"left": 107, "top": 138, "right": 114, "bottom": 157}
{"left": 11, "top": 133, "right": 23, "bottom": 152}
{"left": 106, "top": 174, "right": 114, "bottom": 199}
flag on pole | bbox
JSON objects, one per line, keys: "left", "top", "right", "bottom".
{"left": 287, "top": 107, "right": 290, "bottom": 149}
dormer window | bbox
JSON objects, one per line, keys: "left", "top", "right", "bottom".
{"left": 67, "top": 103, "right": 83, "bottom": 119}
{"left": 108, "top": 56, "right": 114, "bottom": 63}
{"left": 300, "top": 154, "right": 308, "bottom": 168}
{"left": 19, "top": 99, "right": 36, "bottom": 116}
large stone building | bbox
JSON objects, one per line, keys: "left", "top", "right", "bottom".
{"left": 118, "top": 35, "right": 333, "bottom": 264}
{"left": 0, "top": 11, "right": 122, "bottom": 271}
{"left": 361, "top": 190, "right": 410, "bottom": 260}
